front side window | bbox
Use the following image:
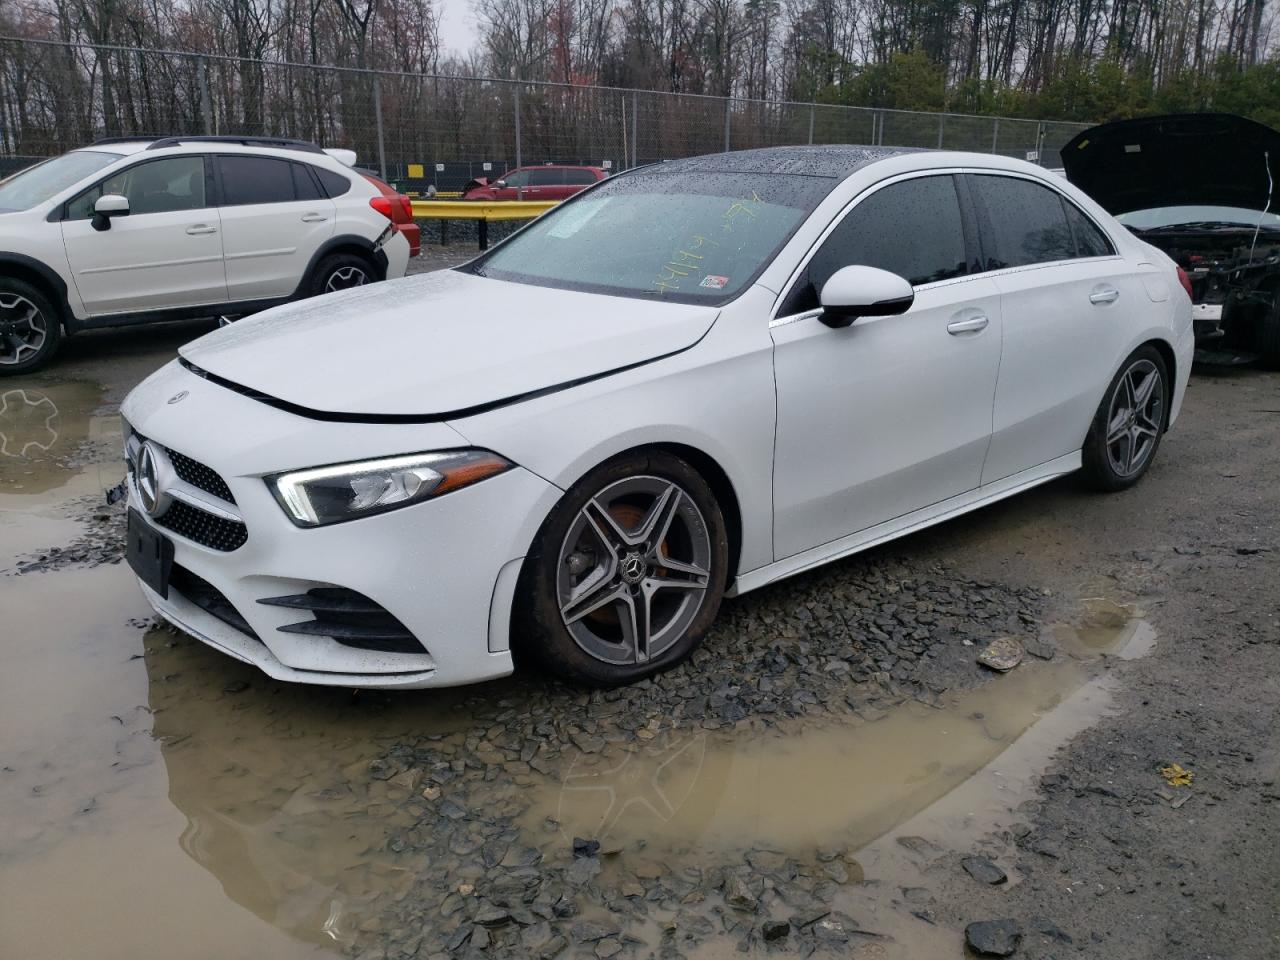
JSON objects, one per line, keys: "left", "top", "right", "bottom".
{"left": 781, "top": 175, "right": 969, "bottom": 315}
{"left": 469, "top": 170, "right": 833, "bottom": 304}
{"left": 65, "top": 155, "right": 207, "bottom": 220}
{"left": 0, "top": 150, "right": 121, "bottom": 213}
{"left": 500, "top": 170, "right": 531, "bottom": 188}
{"left": 970, "top": 175, "right": 1075, "bottom": 268}
{"left": 217, "top": 155, "right": 298, "bottom": 205}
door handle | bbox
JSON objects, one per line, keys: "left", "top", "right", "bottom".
{"left": 300, "top": 213, "right": 328, "bottom": 222}
{"left": 947, "top": 315, "right": 989, "bottom": 335}
{"left": 1090, "top": 287, "right": 1120, "bottom": 304}
{"left": 186, "top": 224, "right": 217, "bottom": 235}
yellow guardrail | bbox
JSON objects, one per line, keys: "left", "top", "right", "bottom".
{"left": 410, "top": 199, "right": 559, "bottom": 221}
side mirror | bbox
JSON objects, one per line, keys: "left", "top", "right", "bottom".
{"left": 493, "top": 179, "right": 507, "bottom": 189}
{"left": 818, "top": 265, "right": 914, "bottom": 328}
{"left": 92, "top": 193, "right": 129, "bottom": 232}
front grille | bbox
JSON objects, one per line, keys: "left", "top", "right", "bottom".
{"left": 258, "top": 587, "right": 424, "bottom": 654}
{"left": 156, "top": 499, "right": 249, "bottom": 552}
{"left": 166, "top": 447, "right": 236, "bottom": 504}
{"left": 169, "top": 564, "right": 260, "bottom": 641}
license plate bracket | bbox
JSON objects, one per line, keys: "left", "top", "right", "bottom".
{"left": 126, "top": 508, "right": 174, "bottom": 598}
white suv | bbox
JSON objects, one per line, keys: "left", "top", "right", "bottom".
{"left": 0, "top": 136, "right": 413, "bottom": 375}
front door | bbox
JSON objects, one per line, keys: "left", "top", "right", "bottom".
{"left": 61, "top": 155, "right": 227, "bottom": 315}
{"left": 771, "top": 173, "right": 1003, "bottom": 559}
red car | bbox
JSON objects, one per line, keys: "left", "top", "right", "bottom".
{"left": 462, "top": 165, "right": 607, "bottom": 201}
{"left": 362, "top": 173, "right": 420, "bottom": 258}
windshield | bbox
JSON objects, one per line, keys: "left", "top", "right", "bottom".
{"left": 0, "top": 151, "right": 122, "bottom": 213}
{"left": 469, "top": 170, "right": 834, "bottom": 303}
{"left": 1117, "top": 204, "right": 1280, "bottom": 231}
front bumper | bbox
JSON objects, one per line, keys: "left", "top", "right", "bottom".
{"left": 122, "top": 361, "right": 561, "bottom": 689}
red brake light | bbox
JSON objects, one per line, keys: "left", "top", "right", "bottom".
{"left": 369, "top": 195, "right": 412, "bottom": 224}
{"left": 1176, "top": 266, "right": 1194, "bottom": 301}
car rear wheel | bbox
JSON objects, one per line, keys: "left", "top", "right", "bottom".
{"left": 1081, "top": 345, "right": 1169, "bottom": 491}
{"left": 515, "top": 450, "right": 729, "bottom": 687}
{"left": 307, "top": 252, "right": 375, "bottom": 298}
{"left": 0, "top": 278, "right": 62, "bottom": 377}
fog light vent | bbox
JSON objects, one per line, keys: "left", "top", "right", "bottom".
{"left": 258, "top": 588, "right": 424, "bottom": 654}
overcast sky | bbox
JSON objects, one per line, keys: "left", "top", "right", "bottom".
{"left": 437, "top": 0, "right": 480, "bottom": 58}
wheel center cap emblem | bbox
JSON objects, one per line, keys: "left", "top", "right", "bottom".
{"left": 620, "top": 553, "right": 647, "bottom": 584}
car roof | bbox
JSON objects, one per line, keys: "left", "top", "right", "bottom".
{"left": 649, "top": 145, "right": 919, "bottom": 178}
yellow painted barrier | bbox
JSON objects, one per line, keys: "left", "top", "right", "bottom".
{"left": 410, "top": 199, "right": 559, "bottom": 221}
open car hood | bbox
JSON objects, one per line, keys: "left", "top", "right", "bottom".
{"left": 1061, "top": 113, "right": 1280, "bottom": 215}
{"left": 179, "top": 270, "right": 719, "bottom": 419}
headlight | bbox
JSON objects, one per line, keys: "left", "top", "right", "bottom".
{"left": 267, "top": 449, "right": 512, "bottom": 527}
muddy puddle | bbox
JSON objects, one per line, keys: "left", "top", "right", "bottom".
{"left": 2, "top": 394, "right": 1162, "bottom": 958}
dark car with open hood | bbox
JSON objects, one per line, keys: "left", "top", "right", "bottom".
{"left": 1063, "top": 113, "right": 1280, "bottom": 367}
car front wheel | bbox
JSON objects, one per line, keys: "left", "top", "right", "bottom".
{"left": 516, "top": 450, "right": 729, "bottom": 687}
{"left": 0, "top": 278, "right": 62, "bottom": 376}
{"left": 1082, "top": 344, "right": 1169, "bottom": 491}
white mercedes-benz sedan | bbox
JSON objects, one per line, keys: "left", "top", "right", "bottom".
{"left": 120, "top": 145, "right": 1194, "bottom": 689}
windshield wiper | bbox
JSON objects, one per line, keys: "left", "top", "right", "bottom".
{"left": 1137, "top": 220, "right": 1273, "bottom": 232}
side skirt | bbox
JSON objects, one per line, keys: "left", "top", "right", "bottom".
{"left": 729, "top": 451, "right": 1082, "bottom": 597}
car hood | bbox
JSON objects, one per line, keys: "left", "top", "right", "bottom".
{"left": 1061, "top": 113, "right": 1280, "bottom": 215}
{"left": 179, "top": 270, "right": 719, "bottom": 419}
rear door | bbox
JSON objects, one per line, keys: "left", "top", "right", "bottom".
{"left": 214, "top": 154, "right": 336, "bottom": 301}
{"left": 60, "top": 154, "right": 227, "bottom": 315}
{"left": 966, "top": 173, "right": 1139, "bottom": 484}
{"left": 521, "top": 167, "right": 566, "bottom": 199}
{"left": 771, "top": 173, "right": 1004, "bottom": 558}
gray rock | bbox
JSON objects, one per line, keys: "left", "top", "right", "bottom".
{"left": 965, "top": 919, "right": 1022, "bottom": 957}
{"left": 961, "top": 856, "right": 1008, "bottom": 885}
{"left": 566, "top": 855, "right": 602, "bottom": 887}
{"left": 570, "top": 920, "right": 618, "bottom": 942}
{"left": 595, "top": 938, "right": 623, "bottom": 959}
{"left": 723, "top": 874, "right": 758, "bottom": 912}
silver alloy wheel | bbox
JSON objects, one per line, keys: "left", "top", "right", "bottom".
{"left": 557, "top": 475, "right": 712, "bottom": 666}
{"left": 1104, "top": 357, "right": 1164, "bottom": 477}
{"left": 324, "top": 266, "right": 368, "bottom": 292}
{"left": 0, "top": 293, "right": 47, "bottom": 366}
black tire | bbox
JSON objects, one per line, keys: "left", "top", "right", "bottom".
{"left": 0, "top": 277, "right": 63, "bottom": 376}
{"left": 1081, "top": 344, "right": 1169, "bottom": 492}
{"left": 514, "top": 450, "right": 730, "bottom": 687}
{"left": 1258, "top": 298, "right": 1280, "bottom": 370}
{"left": 305, "top": 252, "right": 377, "bottom": 298}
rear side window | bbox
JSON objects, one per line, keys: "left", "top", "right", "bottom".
{"left": 970, "top": 175, "right": 1076, "bottom": 268}
{"left": 1063, "top": 200, "right": 1114, "bottom": 257}
{"left": 217, "top": 155, "right": 298, "bottom": 205}
{"left": 528, "top": 168, "right": 564, "bottom": 186}
{"left": 292, "top": 164, "right": 323, "bottom": 201}
{"left": 781, "top": 174, "right": 969, "bottom": 315}
{"left": 563, "top": 169, "right": 599, "bottom": 185}
{"left": 313, "top": 166, "right": 352, "bottom": 198}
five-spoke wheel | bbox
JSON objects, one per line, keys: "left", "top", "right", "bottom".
{"left": 324, "top": 264, "right": 369, "bottom": 293}
{"left": 518, "top": 451, "right": 728, "bottom": 686}
{"left": 1084, "top": 345, "right": 1169, "bottom": 490}
{"left": 0, "top": 280, "right": 61, "bottom": 376}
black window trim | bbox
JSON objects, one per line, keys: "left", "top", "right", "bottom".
{"left": 771, "top": 168, "right": 981, "bottom": 323}
{"left": 962, "top": 170, "right": 1119, "bottom": 272}
{"left": 56, "top": 153, "right": 216, "bottom": 221}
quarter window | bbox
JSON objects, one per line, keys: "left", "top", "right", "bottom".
{"left": 217, "top": 155, "right": 299, "bottom": 205}
{"left": 781, "top": 175, "right": 969, "bottom": 315}
{"left": 314, "top": 166, "right": 352, "bottom": 198}
{"left": 563, "top": 169, "right": 599, "bottom": 185}
{"left": 1063, "top": 200, "right": 1114, "bottom": 257}
{"left": 970, "top": 175, "right": 1076, "bottom": 268}
{"left": 65, "top": 156, "right": 208, "bottom": 220}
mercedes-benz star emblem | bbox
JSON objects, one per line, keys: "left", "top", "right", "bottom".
{"left": 136, "top": 441, "right": 173, "bottom": 518}
{"left": 620, "top": 554, "right": 647, "bottom": 584}
{"left": 167, "top": 390, "right": 188, "bottom": 404}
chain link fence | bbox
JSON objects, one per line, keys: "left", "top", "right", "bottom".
{"left": 0, "top": 37, "right": 1089, "bottom": 192}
